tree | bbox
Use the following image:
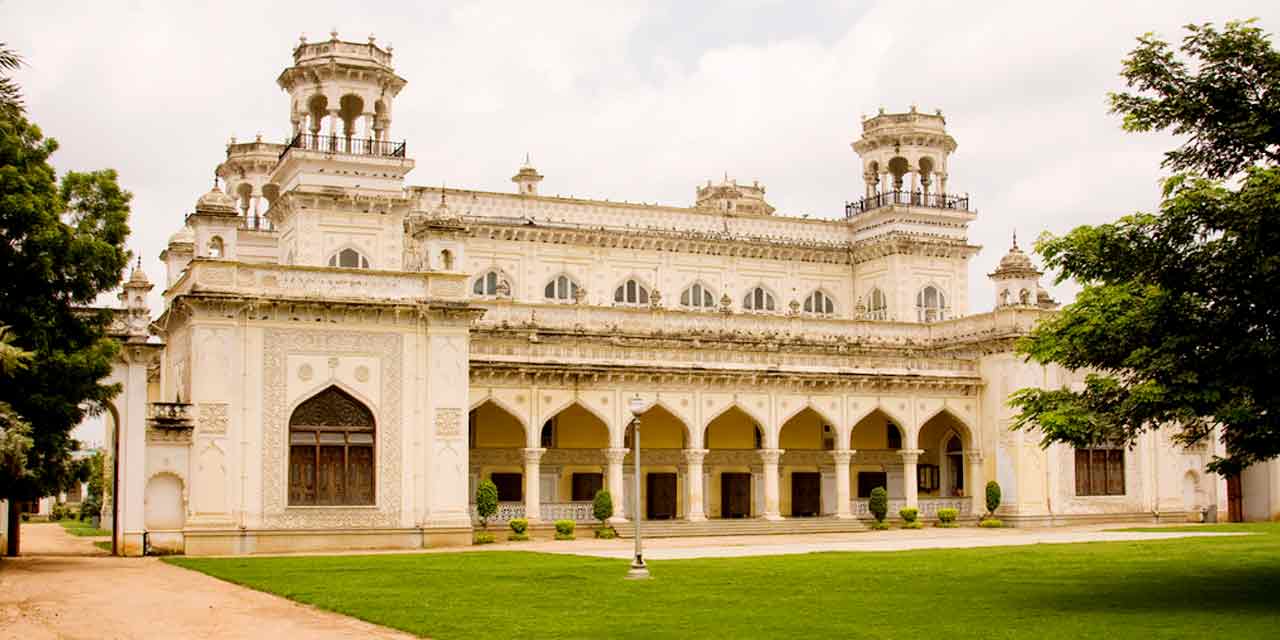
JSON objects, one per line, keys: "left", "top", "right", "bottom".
{"left": 1, "top": 61, "right": 133, "bottom": 554}
{"left": 985, "top": 481, "right": 1002, "bottom": 517}
{"left": 1010, "top": 20, "right": 1280, "bottom": 475}
{"left": 0, "top": 43, "right": 22, "bottom": 117}
{"left": 868, "top": 486, "right": 888, "bottom": 523}
{"left": 475, "top": 479, "right": 498, "bottom": 530}
{"left": 592, "top": 488, "right": 613, "bottom": 524}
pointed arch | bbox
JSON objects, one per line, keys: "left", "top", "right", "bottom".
{"left": 473, "top": 268, "right": 513, "bottom": 297}
{"left": 849, "top": 406, "right": 909, "bottom": 451}
{"left": 741, "top": 283, "right": 778, "bottom": 312}
{"left": 543, "top": 273, "right": 582, "bottom": 302}
{"left": 328, "top": 246, "right": 371, "bottom": 269}
{"left": 704, "top": 404, "right": 766, "bottom": 450}
{"left": 468, "top": 397, "right": 529, "bottom": 449}
{"left": 802, "top": 289, "right": 837, "bottom": 315}
{"left": 539, "top": 398, "right": 611, "bottom": 449}
{"left": 679, "top": 280, "right": 718, "bottom": 309}
{"left": 866, "top": 287, "right": 888, "bottom": 320}
{"left": 612, "top": 275, "right": 652, "bottom": 306}
{"left": 915, "top": 282, "right": 949, "bottom": 322}
{"left": 288, "top": 385, "right": 377, "bottom": 506}
{"left": 916, "top": 405, "right": 974, "bottom": 449}
{"left": 778, "top": 405, "right": 837, "bottom": 450}
{"left": 626, "top": 401, "right": 691, "bottom": 449}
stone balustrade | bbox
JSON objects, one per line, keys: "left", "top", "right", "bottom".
{"left": 172, "top": 260, "right": 469, "bottom": 305}
{"left": 852, "top": 497, "right": 971, "bottom": 519}
{"left": 472, "top": 501, "right": 597, "bottom": 525}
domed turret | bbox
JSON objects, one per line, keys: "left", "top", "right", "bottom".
{"left": 194, "top": 186, "right": 239, "bottom": 216}
{"left": 989, "top": 231, "right": 1053, "bottom": 308}
{"left": 512, "top": 155, "right": 543, "bottom": 196}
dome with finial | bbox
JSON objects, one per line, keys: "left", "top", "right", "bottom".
{"left": 195, "top": 179, "right": 239, "bottom": 216}
{"left": 991, "top": 231, "right": 1041, "bottom": 278}
{"left": 167, "top": 224, "right": 195, "bottom": 246}
{"left": 127, "top": 257, "right": 150, "bottom": 284}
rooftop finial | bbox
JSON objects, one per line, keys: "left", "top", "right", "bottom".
{"left": 299, "top": 33, "right": 307, "bottom": 45}
{"left": 1012, "top": 229, "right": 1018, "bottom": 249}
{"left": 330, "top": 27, "right": 339, "bottom": 41}
{"left": 368, "top": 33, "right": 376, "bottom": 45}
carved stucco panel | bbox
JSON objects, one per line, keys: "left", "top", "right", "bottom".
{"left": 262, "top": 329, "right": 403, "bottom": 529}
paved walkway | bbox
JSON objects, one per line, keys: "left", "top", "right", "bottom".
{"left": 0, "top": 523, "right": 416, "bottom": 640}
{"left": 525, "top": 525, "right": 1248, "bottom": 560}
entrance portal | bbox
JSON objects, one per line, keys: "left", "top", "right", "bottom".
{"left": 1227, "top": 473, "right": 1243, "bottom": 522}
{"left": 646, "top": 473, "right": 677, "bottom": 520}
{"left": 721, "top": 472, "right": 751, "bottom": 518}
{"left": 791, "top": 472, "right": 821, "bottom": 517}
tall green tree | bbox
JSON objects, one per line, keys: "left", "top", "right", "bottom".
{"left": 1, "top": 49, "right": 132, "bottom": 553}
{"left": 0, "top": 43, "right": 22, "bottom": 117}
{"left": 1010, "top": 20, "right": 1280, "bottom": 475}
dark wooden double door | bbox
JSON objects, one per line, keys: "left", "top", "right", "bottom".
{"left": 791, "top": 472, "right": 821, "bottom": 517}
{"left": 721, "top": 473, "right": 751, "bottom": 518}
{"left": 647, "top": 473, "right": 677, "bottom": 520}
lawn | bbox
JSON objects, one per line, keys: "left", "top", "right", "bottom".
{"left": 168, "top": 523, "right": 1280, "bottom": 639}
{"left": 56, "top": 520, "right": 110, "bottom": 537}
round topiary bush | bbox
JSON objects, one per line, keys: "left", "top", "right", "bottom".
{"left": 474, "top": 531, "right": 496, "bottom": 544}
{"left": 979, "top": 518, "right": 1005, "bottom": 528}
{"left": 554, "top": 519, "right": 575, "bottom": 540}
{"left": 937, "top": 507, "right": 959, "bottom": 527}
{"left": 899, "top": 507, "right": 921, "bottom": 529}
{"left": 868, "top": 486, "right": 889, "bottom": 522}
{"left": 508, "top": 517, "right": 530, "bottom": 541}
{"left": 985, "top": 480, "right": 1002, "bottom": 517}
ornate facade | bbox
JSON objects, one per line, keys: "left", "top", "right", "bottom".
{"left": 97, "top": 33, "right": 1239, "bottom": 556}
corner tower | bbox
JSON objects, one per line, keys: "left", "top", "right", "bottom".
{"left": 851, "top": 106, "right": 957, "bottom": 203}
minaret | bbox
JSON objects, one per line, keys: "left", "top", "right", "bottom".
{"left": 118, "top": 258, "right": 153, "bottom": 342}
{"left": 512, "top": 155, "right": 543, "bottom": 196}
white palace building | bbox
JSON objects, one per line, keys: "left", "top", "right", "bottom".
{"left": 87, "top": 33, "right": 1273, "bottom": 556}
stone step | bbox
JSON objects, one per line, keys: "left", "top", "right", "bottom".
{"left": 612, "top": 517, "right": 868, "bottom": 538}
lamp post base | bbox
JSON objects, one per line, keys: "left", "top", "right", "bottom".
{"left": 625, "top": 559, "right": 651, "bottom": 580}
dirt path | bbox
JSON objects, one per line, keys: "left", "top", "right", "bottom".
{"left": 0, "top": 523, "right": 418, "bottom": 640}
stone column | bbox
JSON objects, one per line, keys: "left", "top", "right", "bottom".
{"left": 759, "top": 448, "right": 784, "bottom": 521}
{"left": 900, "top": 449, "right": 924, "bottom": 509}
{"left": 831, "top": 449, "right": 855, "bottom": 519}
{"left": 966, "top": 450, "right": 985, "bottom": 517}
{"left": 522, "top": 448, "right": 546, "bottom": 523}
{"left": 682, "top": 449, "right": 709, "bottom": 522}
{"left": 603, "top": 447, "right": 629, "bottom": 523}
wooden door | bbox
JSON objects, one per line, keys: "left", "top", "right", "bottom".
{"left": 791, "top": 472, "right": 821, "bottom": 517}
{"left": 1227, "top": 473, "right": 1243, "bottom": 522}
{"left": 572, "top": 473, "right": 603, "bottom": 502}
{"left": 647, "top": 473, "right": 677, "bottom": 520}
{"left": 721, "top": 473, "right": 751, "bottom": 519}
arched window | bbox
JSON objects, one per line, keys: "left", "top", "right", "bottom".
{"left": 288, "top": 386, "right": 375, "bottom": 506}
{"left": 868, "top": 287, "right": 888, "bottom": 320}
{"left": 473, "top": 270, "right": 510, "bottom": 297}
{"left": 680, "top": 283, "right": 715, "bottom": 309}
{"left": 803, "top": 290, "right": 835, "bottom": 315}
{"left": 614, "top": 279, "right": 650, "bottom": 305}
{"left": 544, "top": 275, "right": 580, "bottom": 302}
{"left": 207, "top": 236, "right": 224, "bottom": 258}
{"left": 328, "top": 248, "right": 370, "bottom": 269}
{"left": 1019, "top": 288, "right": 1031, "bottom": 305}
{"left": 742, "top": 286, "right": 776, "bottom": 312}
{"left": 916, "top": 285, "right": 948, "bottom": 322}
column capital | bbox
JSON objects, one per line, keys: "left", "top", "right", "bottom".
{"left": 521, "top": 447, "right": 547, "bottom": 463}
{"left": 602, "top": 447, "right": 629, "bottom": 464}
{"left": 681, "top": 448, "right": 710, "bottom": 464}
{"left": 757, "top": 448, "right": 784, "bottom": 465}
{"left": 898, "top": 448, "right": 924, "bottom": 464}
{"left": 829, "top": 449, "right": 856, "bottom": 464}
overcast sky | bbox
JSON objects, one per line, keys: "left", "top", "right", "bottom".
{"left": 4, "top": 1, "right": 1277, "bottom": 446}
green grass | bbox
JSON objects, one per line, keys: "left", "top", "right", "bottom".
{"left": 167, "top": 523, "right": 1280, "bottom": 639}
{"left": 57, "top": 520, "right": 110, "bottom": 537}
{"left": 93, "top": 540, "right": 111, "bottom": 552}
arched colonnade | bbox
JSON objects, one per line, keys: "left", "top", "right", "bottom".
{"left": 467, "top": 387, "right": 984, "bottom": 525}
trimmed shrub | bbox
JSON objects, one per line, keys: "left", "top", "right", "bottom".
{"left": 592, "top": 489, "right": 613, "bottom": 524}
{"left": 554, "top": 519, "right": 575, "bottom": 540}
{"left": 50, "top": 502, "right": 68, "bottom": 521}
{"left": 508, "top": 518, "right": 529, "bottom": 541}
{"left": 473, "top": 531, "right": 496, "bottom": 544}
{"left": 979, "top": 518, "right": 1005, "bottom": 528}
{"left": 937, "top": 507, "right": 959, "bottom": 527}
{"left": 899, "top": 507, "right": 918, "bottom": 523}
{"left": 594, "top": 527, "right": 617, "bottom": 539}
{"left": 985, "top": 480, "right": 1002, "bottom": 516}
{"left": 868, "top": 486, "right": 888, "bottom": 522}
{"left": 870, "top": 521, "right": 890, "bottom": 530}
{"left": 475, "top": 479, "right": 498, "bottom": 530}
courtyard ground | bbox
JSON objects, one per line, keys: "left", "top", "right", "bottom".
{"left": 168, "top": 522, "right": 1280, "bottom": 639}
{"left": 0, "top": 523, "right": 415, "bottom": 639}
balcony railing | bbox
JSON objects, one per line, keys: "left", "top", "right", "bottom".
{"left": 147, "top": 402, "right": 194, "bottom": 429}
{"left": 851, "top": 497, "right": 971, "bottom": 519}
{"left": 845, "top": 189, "right": 972, "bottom": 217}
{"left": 470, "top": 501, "right": 598, "bottom": 525}
{"left": 279, "top": 133, "right": 407, "bottom": 160}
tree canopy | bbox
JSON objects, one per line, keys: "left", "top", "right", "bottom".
{"left": 1011, "top": 20, "right": 1280, "bottom": 475}
{"left": 0, "top": 53, "right": 132, "bottom": 502}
